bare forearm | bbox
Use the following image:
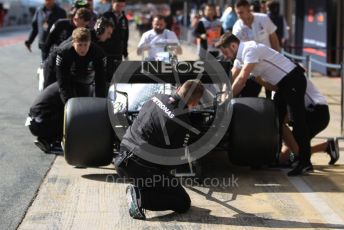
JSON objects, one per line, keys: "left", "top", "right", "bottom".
{"left": 282, "top": 124, "right": 299, "bottom": 154}
{"left": 270, "top": 33, "right": 281, "bottom": 52}
{"left": 232, "top": 64, "right": 255, "bottom": 96}
{"left": 232, "top": 76, "right": 246, "bottom": 96}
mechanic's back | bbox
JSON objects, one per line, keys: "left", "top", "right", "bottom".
{"left": 121, "top": 80, "right": 203, "bottom": 155}
{"left": 122, "top": 94, "right": 188, "bottom": 151}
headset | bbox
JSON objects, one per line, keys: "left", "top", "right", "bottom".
{"left": 94, "top": 17, "right": 114, "bottom": 36}
{"left": 74, "top": 0, "right": 89, "bottom": 9}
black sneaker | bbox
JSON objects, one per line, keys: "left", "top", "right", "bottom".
{"left": 289, "top": 152, "right": 299, "bottom": 167}
{"left": 327, "top": 138, "right": 340, "bottom": 165}
{"left": 34, "top": 138, "right": 50, "bottom": 153}
{"left": 50, "top": 142, "right": 64, "bottom": 155}
{"left": 126, "top": 185, "right": 145, "bottom": 220}
{"left": 288, "top": 162, "right": 313, "bottom": 176}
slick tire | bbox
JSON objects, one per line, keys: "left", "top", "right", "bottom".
{"left": 64, "top": 97, "right": 114, "bottom": 167}
{"left": 228, "top": 97, "right": 280, "bottom": 166}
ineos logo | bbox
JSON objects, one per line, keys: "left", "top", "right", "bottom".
{"left": 141, "top": 61, "right": 205, "bottom": 74}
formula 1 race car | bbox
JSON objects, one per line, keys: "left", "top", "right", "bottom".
{"left": 63, "top": 60, "right": 280, "bottom": 175}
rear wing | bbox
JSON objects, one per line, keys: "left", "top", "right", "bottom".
{"left": 112, "top": 61, "right": 232, "bottom": 84}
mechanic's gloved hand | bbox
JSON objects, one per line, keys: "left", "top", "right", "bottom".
{"left": 24, "top": 41, "right": 32, "bottom": 52}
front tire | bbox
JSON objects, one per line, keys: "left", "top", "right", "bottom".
{"left": 64, "top": 97, "right": 114, "bottom": 167}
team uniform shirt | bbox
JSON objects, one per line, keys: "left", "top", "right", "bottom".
{"left": 305, "top": 79, "right": 327, "bottom": 106}
{"left": 43, "top": 30, "right": 105, "bottom": 89}
{"left": 55, "top": 41, "right": 107, "bottom": 103}
{"left": 102, "top": 11, "right": 129, "bottom": 60}
{"left": 121, "top": 94, "right": 199, "bottom": 159}
{"left": 233, "top": 41, "right": 296, "bottom": 85}
{"left": 137, "top": 29, "right": 180, "bottom": 61}
{"left": 232, "top": 13, "right": 276, "bottom": 48}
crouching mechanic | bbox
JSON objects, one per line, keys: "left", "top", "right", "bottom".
{"left": 215, "top": 32, "right": 311, "bottom": 176}
{"left": 27, "top": 27, "right": 107, "bottom": 153}
{"left": 279, "top": 78, "right": 340, "bottom": 166}
{"left": 114, "top": 80, "right": 204, "bottom": 220}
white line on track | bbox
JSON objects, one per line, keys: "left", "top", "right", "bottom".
{"left": 283, "top": 169, "right": 344, "bottom": 227}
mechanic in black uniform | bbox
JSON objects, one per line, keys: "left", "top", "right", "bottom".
{"left": 114, "top": 80, "right": 204, "bottom": 220}
{"left": 25, "top": 0, "right": 66, "bottom": 61}
{"left": 27, "top": 28, "right": 107, "bottom": 153}
{"left": 56, "top": 27, "right": 107, "bottom": 103}
{"left": 43, "top": 17, "right": 114, "bottom": 88}
{"left": 44, "top": 7, "right": 92, "bottom": 58}
{"left": 26, "top": 83, "right": 65, "bottom": 153}
{"left": 69, "top": 0, "right": 98, "bottom": 28}
{"left": 102, "top": 0, "right": 129, "bottom": 82}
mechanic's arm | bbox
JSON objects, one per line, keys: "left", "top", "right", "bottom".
{"left": 193, "top": 21, "right": 207, "bottom": 40}
{"left": 56, "top": 53, "right": 74, "bottom": 103}
{"left": 269, "top": 32, "right": 281, "bottom": 52}
{"left": 25, "top": 11, "right": 38, "bottom": 51}
{"left": 94, "top": 54, "right": 107, "bottom": 98}
{"left": 123, "top": 17, "right": 129, "bottom": 59}
{"left": 231, "top": 67, "right": 241, "bottom": 81}
{"left": 44, "top": 23, "right": 59, "bottom": 56}
{"left": 282, "top": 113, "right": 300, "bottom": 154}
{"left": 221, "top": 66, "right": 240, "bottom": 100}
{"left": 254, "top": 76, "right": 278, "bottom": 91}
{"left": 137, "top": 34, "right": 149, "bottom": 55}
{"left": 232, "top": 63, "right": 256, "bottom": 96}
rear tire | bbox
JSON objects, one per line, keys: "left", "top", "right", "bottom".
{"left": 64, "top": 97, "right": 114, "bottom": 167}
{"left": 227, "top": 98, "right": 280, "bottom": 166}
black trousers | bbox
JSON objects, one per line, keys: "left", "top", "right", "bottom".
{"left": 274, "top": 66, "right": 310, "bottom": 164}
{"left": 28, "top": 114, "right": 63, "bottom": 143}
{"left": 305, "top": 104, "right": 330, "bottom": 138}
{"left": 114, "top": 147, "right": 191, "bottom": 213}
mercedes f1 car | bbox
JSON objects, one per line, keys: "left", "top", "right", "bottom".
{"left": 63, "top": 60, "right": 280, "bottom": 174}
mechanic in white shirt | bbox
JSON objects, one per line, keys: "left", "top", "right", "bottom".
{"left": 215, "top": 33, "right": 310, "bottom": 176}
{"left": 232, "top": 0, "right": 280, "bottom": 98}
{"left": 233, "top": 0, "right": 280, "bottom": 50}
{"left": 137, "top": 15, "right": 182, "bottom": 61}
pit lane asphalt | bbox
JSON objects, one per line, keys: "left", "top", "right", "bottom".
{"left": 0, "top": 28, "right": 56, "bottom": 230}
